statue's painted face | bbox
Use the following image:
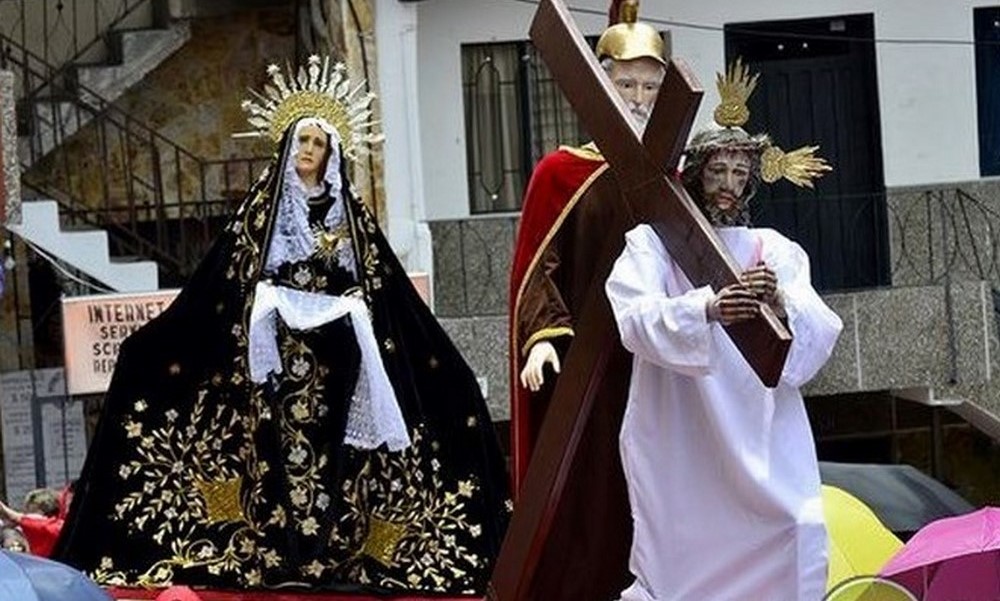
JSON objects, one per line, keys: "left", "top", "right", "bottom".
{"left": 609, "top": 57, "right": 665, "bottom": 130}
{"left": 295, "top": 123, "right": 330, "bottom": 184}
{"left": 700, "top": 149, "right": 752, "bottom": 216}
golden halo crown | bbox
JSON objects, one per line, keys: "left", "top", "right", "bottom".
{"left": 241, "top": 55, "right": 383, "bottom": 160}
{"left": 714, "top": 57, "right": 758, "bottom": 128}
{"left": 690, "top": 58, "right": 832, "bottom": 189}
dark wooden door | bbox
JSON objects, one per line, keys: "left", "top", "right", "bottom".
{"left": 975, "top": 6, "right": 1000, "bottom": 177}
{"left": 726, "top": 14, "right": 888, "bottom": 291}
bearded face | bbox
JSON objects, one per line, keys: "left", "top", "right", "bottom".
{"left": 607, "top": 57, "right": 665, "bottom": 133}
{"left": 701, "top": 149, "right": 751, "bottom": 212}
{"left": 683, "top": 147, "right": 756, "bottom": 227}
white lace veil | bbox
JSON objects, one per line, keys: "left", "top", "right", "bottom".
{"left": 250, "top": 117, "right": 409, "bottom": 451}
{"left": 263, "top": 117, "right": 356, "bottom": 276}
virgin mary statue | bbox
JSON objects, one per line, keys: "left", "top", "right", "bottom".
{"left": 54, "top": 57, "right": 509, "bottom": 596}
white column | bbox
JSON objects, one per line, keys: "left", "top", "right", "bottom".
{"left": 374, "top": 0, "right": 433, "bottom": 276}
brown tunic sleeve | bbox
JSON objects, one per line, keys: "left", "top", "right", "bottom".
{"left": 516, "top": 230, "right": 574, "bottom": 358}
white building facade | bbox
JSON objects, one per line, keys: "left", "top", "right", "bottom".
{"left": 376, "top": 0, "right": 992, "bottom": 231}
{"left": 374, "top": 1, "right": 1000, "bottom": 473}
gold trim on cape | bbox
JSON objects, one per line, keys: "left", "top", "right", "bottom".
{"left": 521, "top": 327, "right": 575, "bottom": 357}
{"left": 511, "top": 162, "right": 611, "bottom": 363}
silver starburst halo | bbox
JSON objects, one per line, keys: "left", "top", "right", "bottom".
{"left": 240, "top": 55, "right": 383, "bottom": 160}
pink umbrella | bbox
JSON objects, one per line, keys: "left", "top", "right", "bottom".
{"left": 880, "top": 506, "right": 999, "bottom": 600}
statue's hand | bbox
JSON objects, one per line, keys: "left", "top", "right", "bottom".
{"left": 706, "top": 283, "right": 760, "bottom": 325}
{"left": 741, "top": 262, "right": 786, "bottom": 318}
{"left": 519, "top": 341, "right": 560, "bottom": 392}
{"left": 740, "top": 262, "right": 778, "bottom": 304}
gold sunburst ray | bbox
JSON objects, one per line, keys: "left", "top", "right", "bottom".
{"left": 714, "top": 57, "right": 759, "bottom": 128}
{"left": 241, "top": 55, "right": 383, "bottom": 160}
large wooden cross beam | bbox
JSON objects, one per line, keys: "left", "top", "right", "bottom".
{"left": 489, "top": 1, "right": 792, "bottom": 598}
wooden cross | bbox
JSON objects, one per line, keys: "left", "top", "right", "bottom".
{"left": 489, "top": 1, "right": 792, "bottom": 598}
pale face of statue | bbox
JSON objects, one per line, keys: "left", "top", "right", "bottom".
{"left": 609, "top": 57, "right": 665, "bottom": 130}
{"left": 295, "top": 123, "right": 330, "bottom": 187}
{"left": 700, "top": 149, "right": 752, "bottom": 216}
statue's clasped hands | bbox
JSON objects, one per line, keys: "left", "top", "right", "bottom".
{"left": 707, "top": 262, "right": 784, "bottom": 324}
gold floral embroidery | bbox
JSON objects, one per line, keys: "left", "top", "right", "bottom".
{"left": 92, "top": 183, "right": 493, "bottom": 593}
{"left": 327, "top": 429, "right": 485, "bottom": 594}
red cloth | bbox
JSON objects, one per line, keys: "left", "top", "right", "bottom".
{"left": 156, "top": 587, "right": 204, "bottom": 601}
{"left": 508, "top": 148, "right": 604, "bottom": 496}
{"left": 57, "top": 484, "right": 74, "bottom": 520}
{"left": 18, "top": 514, "right": 63, "bottom": 557}
{"left": 109, "top": 588, "right": 477, "bottom": 601}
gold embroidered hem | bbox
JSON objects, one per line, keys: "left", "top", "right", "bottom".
{"left": 521, "top": 326, "right": 575, "bottom": 357}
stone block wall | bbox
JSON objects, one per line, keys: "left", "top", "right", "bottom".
{"left": 428, "top": 193, "right": 1000, "bottom": 425}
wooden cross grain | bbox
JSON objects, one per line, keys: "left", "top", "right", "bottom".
{"left": 489, "top": 1, "right": 792, "bottom": 599}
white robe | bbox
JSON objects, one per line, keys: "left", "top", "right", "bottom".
{"left": 605, "top": 224, "right": 843, "bottom": 601}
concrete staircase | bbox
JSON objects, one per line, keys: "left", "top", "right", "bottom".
{"left": 25, "top": 21, "right": 190, "bottom": 166}
{"left": 12, "top": 2, "right": 192, "bottom": 291}
{"left": 7, "top": 200, "right": 159, "bottom": 292}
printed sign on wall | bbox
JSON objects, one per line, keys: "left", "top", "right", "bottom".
{"left": 61, "top": 290, "right": 180, "bottom": 395}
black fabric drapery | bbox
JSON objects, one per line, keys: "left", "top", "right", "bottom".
{"left": 54, "top": 121, "right": 510, "bottom": 595}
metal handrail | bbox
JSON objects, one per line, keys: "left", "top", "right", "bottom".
{"left": 0, "top": 0, "right": 153, "bottom": 84}
{"left": 2, "top": 31, "right": 270, "bottom": 282}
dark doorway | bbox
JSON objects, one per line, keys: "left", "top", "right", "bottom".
{"left": 975, "top": 7, "right": 1000, "bottom": 177}
{"left": 725, "top": 14, "right": 888, "bottom": 291}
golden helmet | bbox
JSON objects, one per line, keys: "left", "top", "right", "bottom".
{"left": 595, "top": 0, "right": 667, "bottom": 65}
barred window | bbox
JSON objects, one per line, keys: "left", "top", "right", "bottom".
{"left": 461, "top": 41, "right": 589, "bottom": 214}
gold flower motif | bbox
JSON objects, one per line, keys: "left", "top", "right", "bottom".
{"left": 457, "top": 480, "right": 476, "bottom": 498}
{"left": 290, "top": 400, "right": 310, "bottom": 421}
{"left": 125, "top": 421, "right": 142, "bottom": 439}
{"left": 304, "top": 560, "right": 325, "bottom": 578}
{"left": 299, "top": 516, "right": 320, "bottom": 536}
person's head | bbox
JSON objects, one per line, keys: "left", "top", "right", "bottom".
{"left": 596, "top": 0, "right": 668, "bottom": 131}
{"left": 23, "top": 488, "right": 60, "bottom": 517}
{"left": 681, "top": 127, "right": 768, "bottom": 227}
{"left": 1, "top": 526, "right": 28, "bottom": 553}
{"left": 292, "top": 118, "right": 336, "bottom": 188}
{"left": 602, "top": 56, "right": 665, "bottom": 131}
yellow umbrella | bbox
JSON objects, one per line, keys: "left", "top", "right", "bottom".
{"left": 823, "top": 484, "right": 904, "bottom": 593}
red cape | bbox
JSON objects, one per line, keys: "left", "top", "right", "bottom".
{"left": 508, "top": 147, "right": 605, "bottom": 496}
